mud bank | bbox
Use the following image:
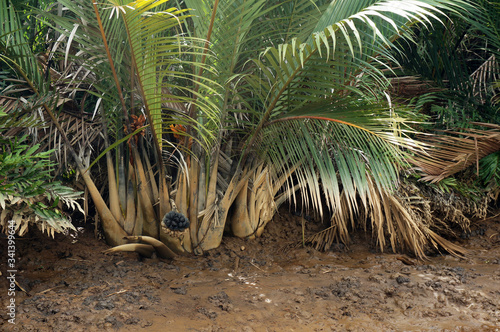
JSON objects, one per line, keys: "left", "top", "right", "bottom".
{"left": 1, "top": 211, "right": 499, "bottom": 331}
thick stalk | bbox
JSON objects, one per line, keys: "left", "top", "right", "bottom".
{"left": 198, "top": 167, "right": 253, "bottom": 251}
{"left": 255, "top": 185, "right": 273, "bottom": 237}
{"left": 118, "top": 154, "right": 127, "bottom": 214}
{"left": 106, "top": 152, "right": 122, "bottom": 226}
{"left": 159, "top": 171, "right": 171, "bottom": 219}
{"left": 132, "top": 146, "right": 158, "bottom": 238}
{"left": 81, "top": 170, "right": 128, "bottom": 245}
{"left": 230, "top": 180, "right": 253, "bottom": 239}
{"left": 188, "top": 152, "right": 200, "bottom": 251}
{"left": 175, "top": 168, "right": 189, "bottom": 217}
{"left": 248, "top": 165, "right": 262, "bottom": 232}
{"left": 132, "top": 193, "right": 144, "bottom": 236}
{"left": 195, "top": 150, "right": 219, "bottom": 251}
{"left": 140, "top": 139, "right": 158, "bottom": 207}
{"left": 103, "top": 123, "right": 123, "bottom": 225}
{"left": 197, "top": 155, "right": 207, "bottom": 214}
{"left": 124, "top": 164, "right": 136, "bottom": 235}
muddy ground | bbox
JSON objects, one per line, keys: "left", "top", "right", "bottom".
{"left": 1, "top": 210, "right": 500, "bottom": 332}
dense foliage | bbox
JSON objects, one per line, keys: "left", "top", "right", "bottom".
{"left": 0, "top": 112, "right": 82, "bottom": 236}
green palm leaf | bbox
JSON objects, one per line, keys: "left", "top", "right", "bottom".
{"left": 238, "top": 1, "right": 467, "bottom": 212}
{"left": 0, "top": 0, "right": 46, "bottom": 95}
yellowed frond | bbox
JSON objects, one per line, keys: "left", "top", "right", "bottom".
{"left": 412, "top": 122, "right": 500, "bottom": 183}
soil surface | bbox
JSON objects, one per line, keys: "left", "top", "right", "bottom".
{"left": 1, "top": 210, "right": 500, "bottom": 331}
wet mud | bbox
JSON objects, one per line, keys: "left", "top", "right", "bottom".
{"left": 1, "top": 211, "right": 499, "bottom": 331}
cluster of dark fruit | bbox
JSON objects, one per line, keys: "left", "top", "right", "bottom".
{"left": 460, "top": 227, "right": 486, "bottom": 239}
{"left": 162, "top": 211, "right": 190, "bottom": 231}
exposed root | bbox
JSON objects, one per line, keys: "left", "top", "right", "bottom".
{"left": 103, "top": 243, "right": 155, "bottom": 258}
{"left": 123, "top": 236, "right": 176, "bottom": 259}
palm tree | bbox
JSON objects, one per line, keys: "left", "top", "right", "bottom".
{"left": 162, "top": 0, "right": 471, "bottom": 256}
{"left": 2, "top": 0, "right": 473, "bottom": 258}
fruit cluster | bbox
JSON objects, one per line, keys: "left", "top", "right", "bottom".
{"left": 162, "top": 211, "right": 190, "bottom": 231}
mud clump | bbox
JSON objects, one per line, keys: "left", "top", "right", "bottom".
{"left": 396, "top": 276, "right": 411, "bottom": 284}
{"left": 171, "top": 286, "right": 187, "bottom": 295}
{"left": 329, "top": 276, "right": 361, "bottom": 298}
{"left": 197, "top": 307, "right": 218, "bottom": 319}
{"left": 209, "top": 291, "right": 234, "bottom": 312}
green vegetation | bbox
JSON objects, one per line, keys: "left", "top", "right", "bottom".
{"left": 0, "top": 111, "right": 82, "bottom": 236}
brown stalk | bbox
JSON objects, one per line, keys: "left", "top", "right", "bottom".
{"left": 159, "top": 175, "right": 171, "bottom": 221}
{"left": 132, "top": 146, "right": 158, "bottom": 238}
{"left": 140, "top": 139, "right": 158, "bottom": 206}
{"left": 230, "top": 179, "right": 252, "bottom": 238}
{"left": 132, "top": 193, "right": 144, "bottom": 236}
{"left": 175, "top": 169, "right": 189, "bottom": 217}
{"left": 124, "top": 165, "right": 136, "bottom": 235}
{"left": 194, "top": 150, "right": 219, "bottom": 252}
{"left": 188, "top": 153, "right": 200, "bottom": 251}
{"left": 102, "top": 123, "right": 123, "bottom": 225}
{"left": 198, "top": 166, "right": 253, "bottom": 251}
{"left": 118, "top": 155, "right": 127, "bottom": 215}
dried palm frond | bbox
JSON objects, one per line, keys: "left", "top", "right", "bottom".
{"left": 469, "top": 55, "right": 499, "bottom": 104}
{"left": 492, "top": 77, "right": 500, "bottom": 104}
{"left": 41, "top": 110, "right": 104, "bottom": 173}
{"left": 389, "top": 75, "right": 446, "bottom": 97}
{"left": 412, "top": 122, "right": 500, "bottom": 183}
{"left": 304, "top": 176, "right": 469, "bottom": 259}
{"left": 0, "top": 96, "right": 21, "bottom": 114}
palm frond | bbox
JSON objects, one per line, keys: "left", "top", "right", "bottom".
{"left": 245, "top": 0, "right": 469, "bottom": 145}
{"left": 0, "top": 0, "right": 46, "bottom": 95}
{"left": 470, "top": 55, "right": 499, "bottom": 103}
{"left": 412, "top": 122, "right": 500, "bottom": 182}
{"left": 304, "top": 175, "right": 468, "bottom": 259}
{"left": 261, "top": 99, "right": 414, "bottom": 219}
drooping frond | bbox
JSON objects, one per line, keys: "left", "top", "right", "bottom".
{"left": 260, "top": 99, "right": 413, "bottom": 219}
{"left": 412, "top": 122, "right": 500, "bottom": 182}
{"left": 304, "top": 175, "right": 468, "bottom": 259}
{"left": 244, "top": 0, "right": 470, "bottom": 149}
